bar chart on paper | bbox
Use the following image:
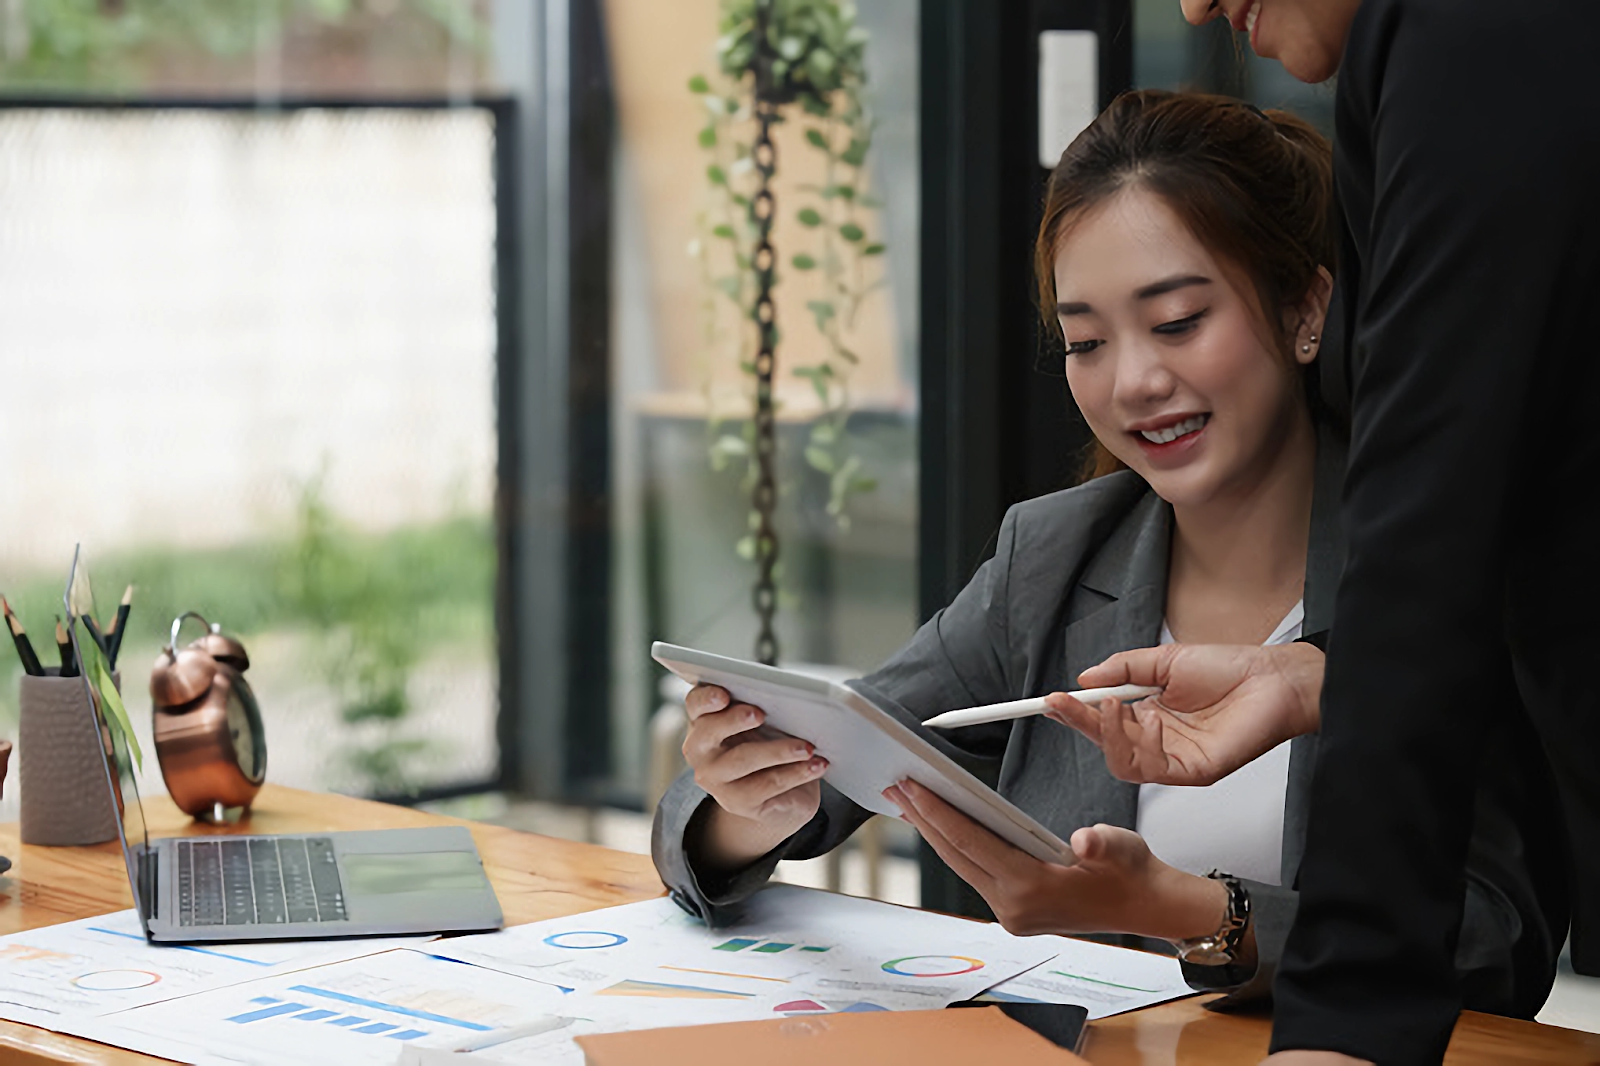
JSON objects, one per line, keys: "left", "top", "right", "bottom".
{"left": 104, "top": 948, "right": 575, "bottom": 1066}
{"left": 0, "top": 909, "right": 428, "bottom": 1030}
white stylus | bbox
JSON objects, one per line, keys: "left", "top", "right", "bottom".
{"left": 921, "top": 684, "right": 1162, "bottom": 729}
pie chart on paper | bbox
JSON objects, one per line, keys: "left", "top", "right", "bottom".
{"left": 72, "top": 970, "right": 162, "bottom": 991}
{"left": 880, "top": 955, "right": 985, "bottom": 978}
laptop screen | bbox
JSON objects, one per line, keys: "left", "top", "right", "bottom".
{"left": 63, "top": 545, "right": 155, "bottom": 922}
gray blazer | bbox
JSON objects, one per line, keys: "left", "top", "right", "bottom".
{"left": 652, "top": 435, "right": 1564, "bottom": 1016}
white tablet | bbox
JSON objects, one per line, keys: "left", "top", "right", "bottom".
{"left": 651, "top": 642, "right": 1077, "bottom": 867}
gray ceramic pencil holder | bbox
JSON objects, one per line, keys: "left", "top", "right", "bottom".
{"left": 18, "top": 669, "right": 121, "bottom": 846}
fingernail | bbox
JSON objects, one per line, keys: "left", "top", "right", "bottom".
{"left": 793, "top": 744, "right": 810, "bottom": 758}
{"left": 809, "top": 757, "right": 827, "bottom": 772}
{"left": 745, "top": 709, "right": 759, "bottom": 724}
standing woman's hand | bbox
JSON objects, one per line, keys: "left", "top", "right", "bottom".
{"left": 1044, "top": 642, "right": 1324, "bottom": 786}
{"left": 681, "top": 684, "right": 829, "bottom": 873}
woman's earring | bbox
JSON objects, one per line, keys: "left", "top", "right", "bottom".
{"left": 1302, "top": 342, "right": 1312, "bottom": 353}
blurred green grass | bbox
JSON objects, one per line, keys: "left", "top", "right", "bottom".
{"left": 0, "top": 512, "right": 496, "bottom": 770}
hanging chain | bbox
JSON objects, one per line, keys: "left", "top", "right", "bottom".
{"left": 749, "top": 0, "right": 781, "bottom": 666}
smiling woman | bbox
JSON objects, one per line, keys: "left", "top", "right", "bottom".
{"left": 651, "top": 88, "right": 1564, "bottom": 1028}
{"left": 1034, "top": 91, "right": 1335, "bottom": 487}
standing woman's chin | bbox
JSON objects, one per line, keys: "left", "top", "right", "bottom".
{"left": 1266, "top": 0, "right": 1364, "bottom": 84}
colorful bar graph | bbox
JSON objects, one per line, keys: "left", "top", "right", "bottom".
{"left": 288, "top": 985, "right": 493, "bottom": 1031}
{"left": 354, "top": 1023, "right": 397, "bottom": 1035}
{"left": 714, "top": 937, "right": 831, "bottom": 953}
{"left": 293, "top": 1010, "right": 340, "bottom": 1022}
{"left": 328, "top": 1017, "right": 368, "bottom": 1027}
{"left": 387, "top": 1030, "right": 429, "bottom": 1041}
{"left": 227, "top": 1002, "right": 309, "bottom": 1024}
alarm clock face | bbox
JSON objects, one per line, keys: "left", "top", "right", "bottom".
{"left": 225, "top": 679, "right": 267, "bottom": 784}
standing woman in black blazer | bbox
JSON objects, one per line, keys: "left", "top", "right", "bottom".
{"left": 1060, "top": 2, "right": 1600, "bottom": 1064}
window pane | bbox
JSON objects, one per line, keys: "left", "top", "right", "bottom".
{"left": 0, "top": 105, "right": 501, "bottom": 807}
{"left": 603, "top": 0, "right": 920, "bottom": 797}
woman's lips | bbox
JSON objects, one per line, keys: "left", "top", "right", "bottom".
{"left": 1131, "top": 414, "right": 1210, "bottom": 462}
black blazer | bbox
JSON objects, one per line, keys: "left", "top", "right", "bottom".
{"left": 1273, "top": 1, "right": 1593, "bottom": 1060}
{"left": 652, "top": 431, "right": 1564, "bottom": 1016}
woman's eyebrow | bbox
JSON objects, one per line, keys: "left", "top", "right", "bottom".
{"left": 1134, "top": 274, "right": 1212, "bottom": 299}
{"left": 1056, "top": 274, "right": 1212, "bottom": 317}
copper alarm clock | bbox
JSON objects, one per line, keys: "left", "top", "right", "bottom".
{"left": 150, "top": 612, "right": 267, "bottom": 823}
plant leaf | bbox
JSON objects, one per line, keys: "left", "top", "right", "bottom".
{"left": 805, "top": 445, "right": 837, "bottom": 473}
{"left": 839, "top": 222, "right": 865, "bottom": 242}
{"left": 797, "top": 207, "right": 823, "bottom": 227}
{"left": 862, "top": 242, "right": 886, "bottom": 256}
{"left": 688, "top": 74, "right": 710, "bottom": 94}
{"left": 805, "top": 128, "right": 829, "bottom": 150}
{"left": 712, "top": 223, "right": 736, "bottom": 239}
{"left": 90, "top": 653, "right": 143, "bottom": 771}
{"left": 791, "top": 253, "right": 816, "bottom": 270}
{"left": 699, "top": 126, "right": 717, "bottom": 148}
{"left": 707, "top": 164, "right": 728, "bottom": 186}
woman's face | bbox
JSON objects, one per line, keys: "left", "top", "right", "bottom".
{"left": 1178, "top": 0, "right": 1363, "bottom": 84}
{"left": 1054, "top": 188, "right": 1316, "bottom": 511}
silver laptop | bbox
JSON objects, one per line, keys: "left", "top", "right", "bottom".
{"left": 63, "top": 546, "right": 504, "bottom": 943}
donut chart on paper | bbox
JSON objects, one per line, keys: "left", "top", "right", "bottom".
{"left": 72, "top": 969, "right": 162, "bottom": 991}
{"left": 542, "top": 931, "right": 629, "bottom": 950}
{"left": 880, "top": 955, "right": 984, "bottom": 978}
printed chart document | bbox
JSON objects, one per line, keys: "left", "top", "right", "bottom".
{"left": 430, "top": 884, "right": 1061, "bottom": 1014}
{"left": 980, "top": 934, "right": 1194, "bottom": 1019}
{"left": 93, "top": 947, "right": 576, "bottom": 1066}
{"left": 0, "top": 909, "right": 430, "bottom": 1031}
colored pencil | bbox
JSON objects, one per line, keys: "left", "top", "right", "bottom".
{"left": 2, "top": 596, "right": 44, "bottom": 677}
{"left": 81, "top": 611, "right": 110, "bottom": 661}
{"left": 107, "top": 585, "right": 133, "bottom": 669}
{"left": 56, "top": 616, "right": 78, "bottom": 678}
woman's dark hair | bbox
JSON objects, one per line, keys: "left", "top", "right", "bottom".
{"left": 1035, "top": 89, "right": 1337, "bottom": 480}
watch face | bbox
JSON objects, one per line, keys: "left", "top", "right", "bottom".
{"left": 225, "top": 679, "right": 267, "bottom": 783}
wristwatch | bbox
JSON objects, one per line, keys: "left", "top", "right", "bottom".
{"left": 1173, "top": 871, "right": 1254, "bottom": 989}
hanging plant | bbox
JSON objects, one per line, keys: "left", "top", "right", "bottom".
{"left": 690, "top": 0, "right": 885, "bottom": 571}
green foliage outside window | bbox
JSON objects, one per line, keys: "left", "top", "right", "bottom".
{"left": 692, "top": 0, "right": 884, "bottom": 550}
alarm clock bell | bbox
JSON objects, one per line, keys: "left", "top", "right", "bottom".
{"left": 150, "top": 612, "right": 267, "bottom": 824}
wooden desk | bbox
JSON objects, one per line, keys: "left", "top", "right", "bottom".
{"left": 4, "top": 786, "right": 1598, "bottom": 1065}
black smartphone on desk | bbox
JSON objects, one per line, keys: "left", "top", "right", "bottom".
{"left": 949, "top": 1000, "right": 1090, "bottom": 1054}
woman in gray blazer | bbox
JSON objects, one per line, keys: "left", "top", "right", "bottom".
{"left": 651, "top": 91, "right": 1565, "bottom": 1017}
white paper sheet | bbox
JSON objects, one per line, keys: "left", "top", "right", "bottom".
{"left": 98, "top": 947, "right": 575, "bottom": 1066}
{"left": 0, "top": 909, "right": 431, "bottom": 1030}
{"left": 429, "top": 884, "right": 1061, "bottom": 1014}
{"left": 979, "top": 935, "right": 1195, "bottom": 1018}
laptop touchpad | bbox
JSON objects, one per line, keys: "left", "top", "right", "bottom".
{"left": 341, "top": 851, "right": 490, "bottom": 895}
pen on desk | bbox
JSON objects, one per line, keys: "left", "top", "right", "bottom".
{"left": 56, "top": 617, "right": 77, "bottom": 678}
{"left": 447, "top": 1015, "right": 572, "bottom": 1053}
{"left": 106, "top": 585, "right": 132, "bottom": 669}
{"left": 2, "top": 596, "right": 44, "bottom": 677}
{"left": 922, "top": 683, "right": 1162, "bottom": 730}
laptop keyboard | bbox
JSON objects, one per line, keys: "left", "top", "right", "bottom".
{"left": 176, "top": 838, "right": 348, "bottom": 927}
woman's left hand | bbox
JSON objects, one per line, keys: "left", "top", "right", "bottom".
{"left": 883, "top": 779, "right": 1226, "bottom": 942}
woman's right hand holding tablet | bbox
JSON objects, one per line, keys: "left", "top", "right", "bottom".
{"left": 682, "top": 683, "right": 829, "bottom": 873}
